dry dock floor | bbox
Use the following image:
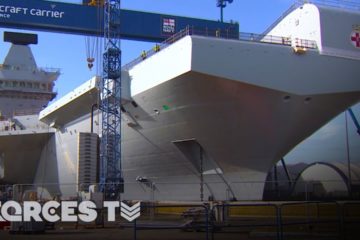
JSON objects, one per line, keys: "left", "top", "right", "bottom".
{"left": 0, "top": 227, "right": 250, "bottom": 240}
{"left": 0, "top": 225, "right": 356, "bottom": 240}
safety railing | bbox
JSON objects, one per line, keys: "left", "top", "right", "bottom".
{"left": 300, "top": 0, "right": 360, "bottom": 11}
{"left": 0, "top": 64, "right": 60, "bottom": 74}
{"left": 262, "top": 2, "right": 300, "bottom": 36}
{"left": 3, "top": 180, "right": 359, "bottom": 202}
{"left": 13, "top": 109, "right": 41, "bottom": 116}
{"left": 263, "top": 0, "right": 360, "bottom": 36}
{"left": 340, "top": 201, "right": 360, "bottom": 238}
{"left": 210, "top": 202, "right": 281, "bottom": 240}
{"left": 277, "top": 201, "right": 342, "bottom": 240}
{"left": 209, "top": 201, "right": 360, "bottom": 240}
{"left": 125, "top": 203, "right": 210, "bottom": 240}
{"left": 1, "top": 182, "right": 359, "bottom": 239}
{"left": 123, "top": 25, "right": 317, "bottom": 71}
{"left": 122, "top": 26, "right": 191, "bottom": 70}
{"left": 0, "top": 115, "right": 51, "bottom": 132}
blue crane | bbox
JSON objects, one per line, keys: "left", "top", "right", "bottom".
{"left": 100, "top": 0, "right": 122, "bottom": 200}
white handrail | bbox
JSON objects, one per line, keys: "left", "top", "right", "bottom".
{"left": 297, "top": 0, "right": 360, "bottom": 11}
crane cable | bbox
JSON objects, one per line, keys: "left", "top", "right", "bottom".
{"left": 84, "top": 1, "right": 104, "bottom": 138}
{"left": 85, "top": 37, "right": 96, "bottom": 70}
{"left": 85, "top": 1, "right": 104, "bottom": 72}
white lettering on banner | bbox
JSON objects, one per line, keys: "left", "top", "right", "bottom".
{"left": 0, "top": 203, "right": 4, "bottom": 221}
{"left": 0, "top": 4, "right": 65, "bottom": 19}
{"left": 0, "top": 200, "right": 141, "bottom": 222}
{"left": 30, "top": 8, "right": 65, "bottom": 18}
{"left": 104, "top": 201, "right": 120, "bottom": 222}
{"left": 0, "top": 6, "right": 28, "bottom": 14}
{"left": 78, "top": 201, "right": 97, "bottom": 222}
{"left": 23, "top": 202, "right": 42, "bottom": 222}
{"left": 1, "top": 201, "right": 22, "bottom": 222}
{"left": 0, "top": 13, "right": 10, "bottom": 18}
{"left": 61, "top": 201, "right": 78, "bottom": 222}
{"left": 42, "top": 201, "right": 61, "bottom": 222}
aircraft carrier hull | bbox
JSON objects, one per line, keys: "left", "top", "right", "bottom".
{"left": 36, "top": 34, "right": 360, "bottom": 200}
{"left": 0, "top": 129, "right": 52, "bottom": 184}
{"left": 2, "top": 3, "right": 360, "bottom": 201}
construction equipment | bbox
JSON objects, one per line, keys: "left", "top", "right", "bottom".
{"left": 99, "top": 0, "right": 123, "bottom": 200}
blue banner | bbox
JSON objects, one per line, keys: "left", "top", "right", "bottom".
{"left": 0, "top": 0, "right": 239, "bottom": 41}
{"left": 0, "top": 0, "right": 99, "bottom": 35}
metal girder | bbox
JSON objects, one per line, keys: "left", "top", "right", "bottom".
{"left": 100, "top": 0, "right": 123, "bottom": 200}
{"left": 0, "top": 0, "right": 239, "bottom": 42}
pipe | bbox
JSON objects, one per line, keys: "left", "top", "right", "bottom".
{"left": 91, "top": 103, "right": 98, "bottom": 133}
{"left": 281, "top": 158, "right": 293, "bottom": 188}
{"left": 91, "top": 103, "right": 100, "bottom": 183}
{"left": 345, "top": 111, "right": 352, "bottom": 198}
{"left": 347, "top": 108, "right": 360, "bottom": 135}
{"left": 273, "top": 164, "right": 279, "bottom": 198}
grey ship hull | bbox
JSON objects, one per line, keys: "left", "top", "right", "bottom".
{"left": 2, "top": 3, "right": 360, "bottom": 201}
{"left": 0, "top": 128, "right": 52, "bottom": 184}
{"left": 36, "top": 33, "right": 360, "bottom": 200}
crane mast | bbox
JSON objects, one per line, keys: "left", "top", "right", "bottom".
{"left": 100, "top": 0, "right": 123, "bottom": 200}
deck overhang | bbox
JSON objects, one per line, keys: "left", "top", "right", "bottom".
{"left": 39, "top": 77, "right": 100, "bottom": 128}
